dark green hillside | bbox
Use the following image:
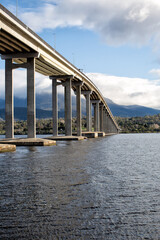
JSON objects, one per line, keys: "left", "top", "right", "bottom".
{"left": 116, "top": 114, "right": 160, "bottom": 133}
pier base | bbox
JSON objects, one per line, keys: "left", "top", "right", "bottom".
{"left": 0, "top": 144, "right": 16, "bottom": 152}
{"left": 82, "top": 131, "right": 105, "bottom": 138}
{"left": 0, "top": 138, "right": 56, "bottom": 146}
{"left": 45, "top": 136, "right": 85, "bottom": 141}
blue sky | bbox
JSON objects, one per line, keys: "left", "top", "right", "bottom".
{"left": 1, "top": 0, "right": 160, "bottom": 108}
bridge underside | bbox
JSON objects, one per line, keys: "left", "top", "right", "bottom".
{"left": 0, "top": 4, "right": 119, "bottom": 138}
{"left": 0, "top": 28, "right": 100, "bottom": 100}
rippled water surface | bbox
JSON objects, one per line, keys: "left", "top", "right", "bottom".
{"left": 1, "top": 133, "right": 160, "bottom": 239}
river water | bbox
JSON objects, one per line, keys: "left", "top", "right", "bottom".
{"left": 0, "top": 133, "right": 160, "bottom": 239}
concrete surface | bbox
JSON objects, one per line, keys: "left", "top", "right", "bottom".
{"left": 0, "top": 138, "right": 56, "bottom": 146}
{"left": 45, "top": 136, "right": 86, "bottom": 141}
{"left": 0, "top": 144, "right": 16, "bottom": 152}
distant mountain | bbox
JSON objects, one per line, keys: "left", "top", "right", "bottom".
{"left": 0, "top": 108, "right": 52, "bottom": 120}
{"left": 105, "top": 98, "right": 160, "bottom": 117}
{"left": 0, "top": 107, "right": 77, "bottom": 121}
{"left": 0, "top": 94, "right": 160, "bottom": 119}
{"left": 0, "top": 94, "right": 85, "bottom": 112}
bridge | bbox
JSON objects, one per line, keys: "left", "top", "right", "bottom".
{"left": 0, "top": 4, "right": 119, "bottom": 140}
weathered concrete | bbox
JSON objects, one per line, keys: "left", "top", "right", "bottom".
{"left": 98, "top": 132, "right": 106, "bottom": 137}
{"left": 64, "top": 78, "right": 72, "bottom": 136}
{"left": 82, "top": 132, "right": 98, "bottom": 138}
{"left": 45, "top": 136, "right": 85, "bottom": 141}
{"left": 103, "top": 110, "right": 110, "bottom": 134}
{"left": 96, "top": 101, "right": 100, "bottom": 131}
{"left": 82, "top": 131, "right": 105, "bottom": 138}
{"left": 83, "top": 91, "right": 92, "bottom": 132}
{"left": 76, "top": 83, "right": 82, "bottom": 136}
{"left": 99, "top": 104, "right": 104, "bottom": 132}
{"left": 0, "top": 144, "right": 16, "bottom": 153}
{"left": 0, "top": 138, "right": 56, "bottom": 146}
{"left": 107, "top": 115, "right": 115, "bottom": 133}
{"left": 27, "top": 57, "right": 36, "bottom": 138}
{"left": 92, "top": 100, "right": 100, "bottom": 131}
{"left": 5, "top": 59, "right": 14, "bottom": 138}
{"left": 103, "top": 109, "right": 107, "bottom": 133}
{"left": 52, "top": 78, "right": 58, "bottom": 136}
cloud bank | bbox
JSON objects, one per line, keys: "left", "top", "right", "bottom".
{"left": 20, "top": 0, "right": 160, "bottom": 46}
{"left": 87, "top": 72, "right": 160, "bottom": 109}
{"left": 1, "top": 69, "right": 160, "bottom": 109}
{"left": 0, "top": 70, "right": 53, "bottom": 99}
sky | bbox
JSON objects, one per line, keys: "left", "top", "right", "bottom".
{"left": 1, "top": 0, "right": 160, "bottom": 108}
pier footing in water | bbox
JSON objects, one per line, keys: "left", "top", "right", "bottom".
{"left": 0, "top": 144, "right": 16, "bottom": 153}
{"left": 45, "top": 136, "right": 86, "bottom": 141}
{"left": 0, "top": 138, "right": 56, "bottom": 146}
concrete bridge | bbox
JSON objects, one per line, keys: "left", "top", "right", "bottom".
{"left": 0, "top": 4, "right": 119, "bottom": 139}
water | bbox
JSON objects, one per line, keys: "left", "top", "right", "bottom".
{"left": 0, "top": 133, "right": 160, "bottom": 239}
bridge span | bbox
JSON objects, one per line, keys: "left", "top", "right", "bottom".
{"left": 0, "top": 4, "right": 119, "bottom": 139}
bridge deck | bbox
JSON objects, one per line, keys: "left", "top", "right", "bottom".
{"left": 0, "top": 3, "right": 119, "bottom": 133}
{"left": 0, "top": 4, "right": 118, "bottom": 128}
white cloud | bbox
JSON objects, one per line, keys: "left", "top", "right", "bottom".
{"left": 0, "top": 69, "right": 52, "bottom": 98}
{"left": 19, "top": 0, "right": 160, "bottom": 46}
{"left": 149, "top": 68, "right": 160, "bottom": 77}
{"left": 87, "top": 72, "right": 160, "bottom": 109}
{"left": 0, "top": 69, "right": 64, "bottom": 99}
{"left": 1, "top": 69, "right": 160, "bottom": 109}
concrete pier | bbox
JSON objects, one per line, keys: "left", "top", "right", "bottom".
{"left": 0, "top": 144, "right": 16, "bottom": 153}
{"left": 75, "top": 82, "right": 82, "bottom": 136}
{"left": 0, "top": 138, "right": 56, "bottom": 146}
{"left": 103, "top": 110, "right": 109, "bottom": 134}
{"left": 86, "top": 92, "right": 92, "bottom": 132}
{"left": 27, "top": 58, "right": 36, "bottom": 138}
{"left": 100, "top": 104, "right": 104, "bottom": 132}
{"left": 82, "top": 91, "right": 92, "bottom": 132}
{"left": 5, "top": 59, "right": 14, "bottom": 138}
{"left": 82, "top": 131, "right": 105, "bottom": 138}
{"left": 45, "top": 136, "right": 85, "bottom": 141}
{"left": 92, "top": 100, "right": 100, "bottom": 132}
{"left": 51, "top": 78, "right": 58, "bottom": 136}
{"left": 82, "top": 132, "right": 98, "bottom": 138}
{"left": 64, "top": 78, "right": 72, "bottom": 136}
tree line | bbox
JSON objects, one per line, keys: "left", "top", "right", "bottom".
{"left": 115, "top": 114, "right": 160, "bottom": 133}
{"left": 1, "top": 114, "right": 160, "bottom": 135}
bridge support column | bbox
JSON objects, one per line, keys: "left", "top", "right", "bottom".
{"left": 2, "top": 52, "right": 39, "bottom": 139}
{"left": 106, "top": 112, "right": 111, "bottom": 133}
{"left": 75, "top": 82, "right": 83, "bottom": 136}
{"left": 84, "top": 91, "right": 92, "bottom": 132}
{"left": 50, "top": 78, "right": 58, "bottom": 136}
{"left": 105, "top": 113, "right": 116, "bottom": 134}
{"left": 99, "top": 104, "right": 104, "bottom": 132}
{"left": 93, "top": 104, "right": 95, "bottom": 131}
{"left": 92, "top": 100, "right": 100, "bottom": 131}
{"left": 5, "top": 59, "right": 14, "bottom": 138}
{"left": 27, "top": 58, "right": 36, "bottom": 138}
{"left": 103, "top": 109, "right": 107, "bottom": 134}
{"left": 108, "top": 115, "right": 118, "bottom": 133}
{"left": 64, "top": 78, "right": 72, "bottom": 136}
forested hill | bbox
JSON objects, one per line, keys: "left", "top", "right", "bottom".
{"left": 116, "top": 115, "right": 160, "bottom": 133}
